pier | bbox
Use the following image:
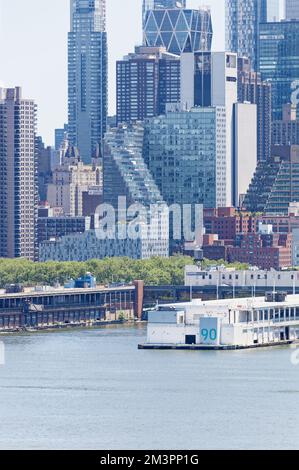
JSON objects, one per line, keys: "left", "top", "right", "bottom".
{"left": 0, "top": 282, "right": 144, "bottom": 332}
{"left": 140, "top": 294, "right": 299, "bottom": 350}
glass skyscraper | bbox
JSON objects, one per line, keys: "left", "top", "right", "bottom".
{"left": 68, "top": 0, "right": 107, "bottom": 163}
{"left": 259, "top": 20, "right": 299, "bottom": 120}
{"left": 226, "top": 0, "right": 265, "bottom": 71}
{"left": 142, "top": 1, "right": 186, "bottom": 28}
{"left": 286, "top": 0, "right": 299, "bottom": 19}
{"left": 226, "top": 1, "right": 286, "bottom": 70}
{"left": 143, "top": 107, "right": 227, "bottom": 210}
{"left": 143, "top": 6, "right": 213, "bottom": 55}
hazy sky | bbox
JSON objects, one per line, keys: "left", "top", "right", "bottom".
{"left": 0, "top": 0, "right": 225, "bottom": 145}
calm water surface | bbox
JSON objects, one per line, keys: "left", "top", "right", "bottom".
{"left": 0, "top": 324, "right": 299, "bottom": 450}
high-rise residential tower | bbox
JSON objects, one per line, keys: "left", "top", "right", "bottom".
{"left": 286, "top": 0, "right": 299, "bottom": 19}
{"left": 226, "top": 0, "right": 264, "bottom": 71}
{"left": 116, "top": 46, "right": 180, "bottom": 124}
{"left": 68, "top": 0, "right": 107, "bottom": 163}
{"left": 0, "top": 87, "right": 37, "bottom": 261}
{"left": 226, "top": 1, "right": 286, "bottom": 71}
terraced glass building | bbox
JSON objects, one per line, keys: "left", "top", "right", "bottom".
{"left": 243, "top": 146, "right": 299, "bottom": 215}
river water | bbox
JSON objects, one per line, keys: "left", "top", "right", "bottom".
{"left": 0, "top": 324, "right": 299, "bottom": 450}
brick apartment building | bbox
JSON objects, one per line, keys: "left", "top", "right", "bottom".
{"left": 204, "top": 208, "right": 257, "bottom": 244}
{"left": 227, "top": 233, "right": 292, "bottom": 270}
{"left": 202, "top": 208, "right": 293, "bottom": 269}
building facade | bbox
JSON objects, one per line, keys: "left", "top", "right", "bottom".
{"left": 285, "top": 0, "right": 299, "bottom": 19}
{"left": 181, "top": 51, "right": 239, "bottom": 206}
{"left": 228, "top": 232, "right": 292, "bottom": 270}
{"left": 36, "top": 137, "right": 52, "bottom": 203}
{"left": 142, "top": 0, "right": 186, "bottom": 28}
{"left": 37, "top": 216, "right": 90, "bottom": 245}
{"left": 143, "top": 107, "right": 227, "bottom": 210}
{"left": 238, "top": 57, "right": 272, "bottom": 161}
{"left": 143, "top": 6, "right": 213, "bottom": 55}
{"left": 243, "top": 146, "right": 299, "bottom": 215}
{"left": 180, "top": 51, "right": 212, "bottom": 109}
{"left": 259, "top": 19, "right": 299, "bottom": 121}
{"left": 272, "top": 104, "right": 299, "bottom": 146}
{"left": 226, "top": 0, "right": 265, "bottom": 71}
{"left": 47, "top": 146, "right": 102, "bottom": 217}
{"left": 233, "top": 102, "right": 257, "bottom": 206}
{"left": 116, "top": 46, "right": 180, "bottom": 124}
{"left": 39, "top": 230, "right": 167, "bottom": 262}
{"left": 55, "top": 125, "right": 68, "bottom": 152}
{"left": 103, "top": 123, "right": 169, "bottom": 258}
{"left": 68, "top": 0, "right": 107, "bottom": 162}
{"left": 262, "top": 0, "right": 285, "bottom": 21}
{"left": 185, "top": 266, "right": 299, "bottom": 289}
{"left": 0, "top": 87, "right": 37, "bottom": 261}
{"left": 204, "top": 208, "right": 257, "bottom": 243}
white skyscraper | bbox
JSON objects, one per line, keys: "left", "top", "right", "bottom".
{"left": 233, "top": 103, "right": 257, "bottom": 207}
{"left": 212, "top": 52, "right": 238, "bottom": 207}
{"left": 265, "top": 0, "right": 285, "bottom": 21}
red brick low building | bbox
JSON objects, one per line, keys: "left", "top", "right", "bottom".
{"left": 227, "top": 233, "right": 292, "bottom": 270}
{"left": 202, "top": 208, "right": 293, "bottom": 269}
{"left": 204, "top": 207, "right": 257, "bottom": 244}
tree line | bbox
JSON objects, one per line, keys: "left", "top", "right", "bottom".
{"left": 0, "top": 257, "right": 249, "bottom": 288}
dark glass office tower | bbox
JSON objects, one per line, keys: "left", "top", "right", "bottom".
{"left": 259, "top": 19, "right": 299, "bottom": 121}
{"left": 68, "top": 0, "right": 107, "bottom": 163}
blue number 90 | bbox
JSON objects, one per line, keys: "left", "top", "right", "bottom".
{"left": 201, "top": 328, "right": 217, "bottom": 341}
{"left": 201, "top": 329, "right": 209, "bottom": 341}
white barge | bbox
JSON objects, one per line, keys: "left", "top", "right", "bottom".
{"left": 139, "top": 293, "right": 299, "bottom": 350}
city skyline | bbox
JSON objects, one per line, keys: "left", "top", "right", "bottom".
{"left": 0, "top": 0, "right": 225, "bottom": 145}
